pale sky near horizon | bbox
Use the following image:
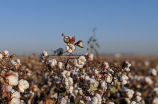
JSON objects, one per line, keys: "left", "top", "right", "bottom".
{"left": 0, "top": 0, "right": 158, "bottom": 55}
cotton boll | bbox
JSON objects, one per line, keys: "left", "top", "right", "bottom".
{"left": 142, "top": 76, "right": 153, "bottom": 85}
{"left": 153, "top": 87, "right": 158, "bottom": 96}
{"left": 11, "top": 90, "right": 20, "bottom": 99}
{"left": 18, "top": 79, "right": 29, "bottom": 92}
{"left": 48, "top": 59, "right": 57, "bottom": 68}
{"left": 100, "top": 81, "right": 107, "bottom": 90}
{"left": 124, "top": 98, "right": 131, "bottom": 104}
{"left": 79, "top": 56, "right": 86, "bottom": 63}
{"left": 106, "top": 74, "right": 112, "bottom": 83}
{"left": 152, "top": 97, "right": 158, "bottom": 104}
{"left": 66, "top": 44, "right": 76, "bottom": 53}
{"left": 120, "top": 75, "right": 129, "bottom": 85}
{"left": 122, "top": 61, "right": 131, "bottom": 72}
{"left": 92, "top": 96, "right": 98, "bottom": 104}
{"left": 130, "top": 101, "right": 136, "bottom": 104}
{"left": 9, "top": 98, "right": 20, "bottom": 104}
{"left": 2, "top": 50, "right": 9, "bottom": 57}
{"left": 58, "top": 62, "right": 63, "bottom": 69}
{"left": 6, "top": 71, "right": 19, "bottom": 86}
{"left": 0, "top": 53, "right": 3, "bottom": 60}
{"left": 7, "top": 85, "right": 13, "bottom": 92}
{"left": 42, "top": 51, "right": 48, "bottom": 57}
{"left": 68, "top": 77, "right": 73, "bottom": 85}
{"left": 123, "top": 89, "right": 134, "bottom": 99}
{"left": 148, "top": 69, "right": 157, "bottom": 76}
{"left": 85, "top": 53, "right": 93, "bottom": 61}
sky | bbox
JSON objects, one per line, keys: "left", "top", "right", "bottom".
{"left": 0, "top": 0, "right": 158, "bottom": 55}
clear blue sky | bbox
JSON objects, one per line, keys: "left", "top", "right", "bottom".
{"left": 0, "top": 0, "right": 158, "bottom": 55}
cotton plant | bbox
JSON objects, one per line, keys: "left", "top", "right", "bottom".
{"left": 0, "top": 50, "right": 31, "bottom": 104}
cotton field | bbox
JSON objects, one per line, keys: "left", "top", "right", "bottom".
{"left": 0, "top": 34, "right": 158, "bottom": 104}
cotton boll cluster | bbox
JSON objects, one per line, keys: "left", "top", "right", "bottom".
{"left": 152, "top": 97, "right": 158, "bottom": 104}
{"left": 47, "top": 59, "right": 57, "bottom": 68}
{"left": 142, "top": 76, "right": 153, "bottom": 85}
{"left": 122, "top": 61, "right": 131, "bottom": 72}
{"left": 134, "top": 92, "right": 142, "bottom": 102}
{"left": 9, "top": 90, "right": 20, "bottom": 104}
{"left": 73, "top": 56, "right": 86, "bottom": 68}
{"left": 119, "top": 75, "right": 129, "bottom": 85}
{"left": 85, "top": 53, "right": 94, "bottom": 61}
{"left": 18, "top": 79, "right": 29, "bottom": 92}
{"left": 0, "top": 50, "right": 31, "bottom": 104}
{"left": 39, "top": 51, "right": 48, "bottom": 62}
{"left": 1, "top": 50, "right": 9, "bottom": 57}
{"left": 10, "top": 59, "right": 21, "bottom": 67}
{"left": 58, "top": 62, "right": 63, "bottom": 69}
{"left": 148, "top": 68, "right": 157, "bottom": 76}
{"left": 153, "top": 87, "right": 158, "bottom": 96}
{"left": 23, "top": 68, "right": 31, "bottom": 76}
{"left": 66, "top": 43, "right": 76, "bottom": 53}
{"left": 123, "top": 88, "right": 134, "bottom": 99}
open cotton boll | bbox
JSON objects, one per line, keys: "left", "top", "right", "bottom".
{"left": 148, "top": 68, "right": 157, "bottom": 76}
{"left": 9, "top": 98, "right": 20, "bottom": 104}
{"left": 152, "top": 97, "right": 158, "bottom": 104}
{"left": 79, "top": 56, "right": 86, "bottom": 63}
{"left": 66, "top": 44, "right": 76, "bottom": 53}
{"left": 18, "top": 79, "right": 29, "bottom": 92}
{"left": 122, "top": 61, "right": 131, "bottom": 72}
{"left": 2, "top": 50, "right": 9, "bottom": 57}
{"left": 153, "top": 87, "right": 158, "bottom": 96}
{"left": 120, "top": 75, "right": 129, "bottom": 85}
{"left": 0, "top": 53, "right": 3, "bottom": 60}
{"left": 6, "top": 71, "right": 19, "bottom": 86}
{"left": 58, "top": 62, "right": 63, "bottom": 69}
{"left": 123, "top": 89, "right": 134, "bottom": 99}
{"left": 42, "top": 51, "right": 48, "bottom": 57}
{"left": 11, "top": 90, "right": 20, "bottom": 99}
{"left": 48, "top": 59, "right": 57, "bottom": 68}
{"left": 85, "top": 53, "right": 93, "bottom": 61}
{"left": 131, "top": 101, "right": 136, "bottom": 104}
{"left": 142, "top": 76, "right": 153, "bottom": 85}
{"left": 7, "top": 85, "right": 13, "bottom": 92}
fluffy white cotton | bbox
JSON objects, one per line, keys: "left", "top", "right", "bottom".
{"left": 85, "top": 53, "right": 93, "bottom": 61}
{"left": 152, "top": 97, "right": 158, "bottom": 104}
{"left": 100, "top": 81, "right": 107, "bottom": 90}
{"left": 58, "top": 62, "right": 63, "bottom": 69}
{"left": 153, "top": 87, "right": 158, "bottom": 96}
{"left": 11, "top": 90, "right": 20, "bottom": 99}
{"left": 7, "top": 85, "right": 13, "bottom": 92}
{"left": 148, "top": 68, "right": 157, "bottom": 76}
{"left": 10, "top": 59, "right": 21, "bottom": 66}
{"left": 6, "top": 71, "right": 19, "bottom": 86}
{"left": 48, "top": 59, "right": 57, "bottom": 68}
{"left": 66, "top": 44, "right": 76, "bottom": 53}
{"left": 122, "top": 61, "right": 131, "bottom": 72}
{"left": 123, "top": 88, "right": 134, "bottom": 99}
{"left": 120, "top": 75, "right": 129, "bottom": 85}
{"left": 106, "top": 73, "right": 112, "bottom": 83}
{"left": 3, "top": 50, "right": 9, "bottom": 57}
{"left": 142, "top": 76, "right": 153, "bottom": 85}
{"left": 42, "top": 51, "right": 48, "bottom": 57}
{"left": 9, "top": 98, "right": 20, "bottom": 104}
{"left": 0, "top": 53, "right": 3, "bottom": 60}
{"left": 18, "top": 79, "right": 29, "bottom": 92}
